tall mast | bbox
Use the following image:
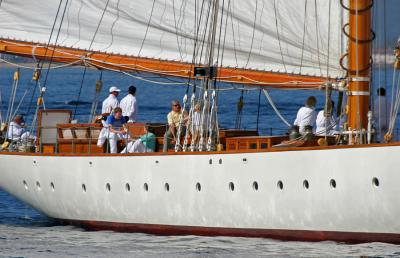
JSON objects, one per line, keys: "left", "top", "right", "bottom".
{"left": 347, "top": 0, "right": 373, "bottom": 134}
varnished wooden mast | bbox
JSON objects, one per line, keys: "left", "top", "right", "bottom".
{"left": 347, "top": 0, "right": 373, "bottom": 132}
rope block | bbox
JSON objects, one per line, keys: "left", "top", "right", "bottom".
{"left": 32, "top": 70, "right": 40, "bottom": 81}
{"left": 13, "top": 71, "right": 20, "bottom": 81}
{"left": 37, "top": 97, "right": 43, "bottom": 106}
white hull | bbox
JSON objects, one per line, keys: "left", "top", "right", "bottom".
{"left": 1, "top": 145, "right": 400, "bottom": 242}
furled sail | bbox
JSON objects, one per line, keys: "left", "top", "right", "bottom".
{"left": 0, "top": 0, "right": 347, "bottom": 87}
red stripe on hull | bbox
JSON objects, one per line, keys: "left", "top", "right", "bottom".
{"left": 56, "top": 219, "right": 400, "bottom": 244}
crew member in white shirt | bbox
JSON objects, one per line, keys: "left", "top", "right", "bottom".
{"left": 373, "top": 87, "right": 390, "bottom": 142}
{"left": 101, "top": 86, "right": 120, "bottom": 114}
{"left": 316, "top": 100, "right": 338, "bottom": 136}
{"left": 7, "top": 115, "right": 32, "bottom": 141}
{"left": 120, "top": 85, "right": 138, "bottom": 123}
{"left": 293, "top": 96, "right": 317, "bottom": 134}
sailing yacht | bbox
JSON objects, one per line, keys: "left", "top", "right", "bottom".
{"left": 1, "top": 0, "right": 400, "bottom": 243}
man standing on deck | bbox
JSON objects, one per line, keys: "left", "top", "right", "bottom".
{"left": 163, "top": 100, "right": 188, "bottom": 152}
{"left": 293, "top": 96, "right": 317, "bottom": 134}
{"left": 120, "top": 85, "right": 138, "bottom": 123}
{"left": 101, "top": 86, "right": 120, "bottom": 114}
{"left": 373, "top": 87, "right": 390, "bottom": 142}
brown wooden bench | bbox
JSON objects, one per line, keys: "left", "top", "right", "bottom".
{"left": 226, "top": 136, "right": 288, "bottom": 151}
{"left": 57, "top": 123, "right": 103, "bottom": 153}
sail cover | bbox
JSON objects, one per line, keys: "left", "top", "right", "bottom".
{"left": 0, "top": 0, "right": 346, "bottom": 79}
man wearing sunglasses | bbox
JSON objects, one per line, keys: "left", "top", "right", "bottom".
{"left": 163, "top": 100, "right": 188, "bottom": 152}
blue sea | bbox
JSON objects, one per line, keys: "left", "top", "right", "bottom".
{"left": 1, "top": 66, "right": 400, "bottom": 257}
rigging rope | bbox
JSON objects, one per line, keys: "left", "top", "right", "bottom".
{"left": 30, "top": 0, "right": 69, "bottom": 135}
{"left": 273, "top": 0, "right": 287, "bottom": 72}
{"left": 324, "top": 0, "right": 332, "bottom": 141}
{"left": 25, "top": 0, "right": 66, "bottom": 125}
{"left": 262, "top": 89, "right": 291, "bottom": 127}
{"left": 73, "top": 0, "right": 110, "bottom": 119}
{"left": 299, "top": 0, "right": 308, "bottom": 74}
{"left": 88, "top": 71, "right": 103, "bottom": 123}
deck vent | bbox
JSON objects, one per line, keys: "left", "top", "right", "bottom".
{"left": 372, "top": 177, "right": 380, "bottom": 188}
{"left": 144, "top": 183, "right": 149, "bottom": 192}
{"left": 165, "top": 183, "right": 170, "bottom": 192}
{"left": 303, "top": 180, "right": 309, "bottom": 190}
{"left": 196, "top": 182, "right": 201, "bottom": 192}
{"left": 36, "top": 181, "right": 41, "bottom": 190}
{"left": 50, "top": 182, "right": 55, "bottom": 191}
{"left": 106, "top": 183, "right": 111, "bottom": 192}
{"left": 23, "top": 180, "right": 28, "bottom": 190}
{"left": 82, "top": 184, "right": 87, "bottom": 192}
{"left": 209, "top": 159, "right": 212, "bottom": 165}
{"left": 229, "top": 182, "right": 235, "bottom": 191}
{"left": 277, "top": 180, "right": 284, "bottom": 190}
{"left": 219, "top": 159, "right": 222, "bottom": 164}
{"left": 330, "top": 179, "right": 337, "bottom": 188}
{"left": 125, "top": 183, "right": 131, "bottom": 192}
{"left": 253, "top": 181, "right": 259, "bottom": 191}
{"left": 242, "top": 158, "right": 247, "bottom": 163}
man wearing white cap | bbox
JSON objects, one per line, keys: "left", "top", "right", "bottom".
{"left": 101, "top": 86, "right": 120, "bottom": 114}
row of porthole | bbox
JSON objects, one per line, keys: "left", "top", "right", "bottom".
{"left": 22, "top": 177, "right": 381, "bottom": 192}
{"left": 32, "top": 158, "right": 247, "bottom": 166}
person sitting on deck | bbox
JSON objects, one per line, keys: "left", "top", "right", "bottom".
{"left": 121, "top": 126, "right": 155, "bottom": 153}
{"left": 163, "top": 100, "right": 188, "bottom": 152}
{"left": 293, "top": 96, "right": 317, "bottom": 135}
{"left": 7, "top": 115, "right": 32, "bottom": 141}
{"left": 97, "top": 107, "right": 127, "bottom": 153}
{"left": 316, "top": 100, "right": 338, "bottom": 136}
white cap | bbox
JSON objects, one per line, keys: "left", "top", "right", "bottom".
{"left": 109, "top": 86, "right": 121, "bottom": 93}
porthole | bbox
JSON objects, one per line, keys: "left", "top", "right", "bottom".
{"left": 165, "top": 183, "right": 170, "bottom": 192}
{"left": 252, "top": 181, "right": 259, "bottom": 191}
{"left": 229, "top": 182, "right": 235, "bottom": 191}
{"left": 277, "top": 180, "right": 284, "bottom": 190}
{"left": 36, "top": 181, "right": 41, "bottom": 190}
{"left": 33, "top": 160, "right": 37, "bottom": 165}
{"left": 155, "top": 160, "right": 159, "bottom": 164}
{"left": 82, "top": 184, "right": 87, "bottom": 192}
{"left": 144, "top": 183, "right": 149, "bottom": 192}
{"left": 372, "top": 177, "right": 380, "bottom": 187}
{"left": 330, "top": 179, "right": 336, "bottom": 188}
{"left": 89, "top": 161, "right": 93, "bottom": 166}
{"left": 196, "top": 182, "right": 201, "bottom": 192}
{"left": 125, "top": 183, "right": 131, "bottom": 192}
{"left": 50, "top": 182, "right": 55, "bottom": 191}
{"left": 106, "top": 183, "right": 111, "bottom": 192}
{"left": 23, "top": 180, "right": 28, "bottom": 190}
{"left": 242, "top": 158, "right": 247, "bottom": 163}
{"left": 303, "top": 180, "right": 309, "bottom": 190}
